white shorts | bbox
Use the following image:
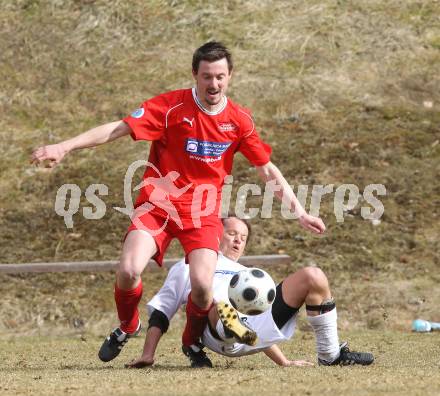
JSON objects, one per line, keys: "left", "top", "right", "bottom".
{"left": 202, "top": 309, "right": 297, "bottom": 357}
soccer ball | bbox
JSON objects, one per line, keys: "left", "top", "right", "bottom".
{"left": 228, "top": 268, "right": 276, "bottom": 315}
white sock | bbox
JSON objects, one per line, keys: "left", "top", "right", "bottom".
{"left": 307, "top": 308, "right": 340, "bottom": 363}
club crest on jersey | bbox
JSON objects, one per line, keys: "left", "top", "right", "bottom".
{"left": 186, "top": 138, "right": 231, "bottom": 157}
{"left": 131, "top": 108, "right": 144, "bottom": 119}
{"left": 218, "top": 122, "right": 237, "bottom": 133}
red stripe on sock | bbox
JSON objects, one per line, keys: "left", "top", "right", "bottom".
{"left": 114, "top": 281, "right": 143, "bottom": 334}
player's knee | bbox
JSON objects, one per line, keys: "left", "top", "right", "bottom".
{"left": 302, "top": 266, "right": 328, "bottom": 292}
{"left": 117, "top": 262, "right": 142, "bottom": 285}
{"left": 190, "top": 274, "right": 212, "bottom": 295}
{"left": 190, "top": 284, "right": 212, "bottom": 308}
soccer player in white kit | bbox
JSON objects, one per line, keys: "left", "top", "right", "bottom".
{"left": 127, "top": 216, "right": 374, "bottom": 368}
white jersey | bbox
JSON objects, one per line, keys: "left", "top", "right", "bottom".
{"left": 147, "top": 253, "right": 246, "bottom": 321}
{"left": 147, "top": 254, "right": 297, "bottom": 357}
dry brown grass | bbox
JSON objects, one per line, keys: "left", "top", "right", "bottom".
{"left": 0, "top": 0, "right": 439, "bottom": 332}
{"left": 1, "top": 268, "right": 440, "bottom": 335}
{"left": 1, "top": 329, "right": 440, "bottom": 396}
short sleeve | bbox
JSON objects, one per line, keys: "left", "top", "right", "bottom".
{"left": 123, "top": 94, "right": 169, "bottom": 141}
{"left": 237, "top": 109, "right": 272, "bottom": 166}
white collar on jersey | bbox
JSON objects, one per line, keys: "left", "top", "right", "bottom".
{"left": 192, "top": 87, "right": 227, "bottom": 115}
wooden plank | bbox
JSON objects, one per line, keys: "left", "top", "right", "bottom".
{"left": 0, "top": 255, "right": 291, "bottom": 274}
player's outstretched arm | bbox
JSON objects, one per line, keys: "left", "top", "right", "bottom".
{"left": 263, "top": 345, "right": 314, "bottom": 367}
{"left": 30, "top": 120, "right": 131, "bottom": 168}
{"left": 125, "top": 324, "right": 163, "bottom": 368}
{"left": 127, "top": 260, "right": 191, "bottom": 367}
{"left": 256, "top": 161, "right": 326, "bottom": 234}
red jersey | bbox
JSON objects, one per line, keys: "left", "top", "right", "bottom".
{"left": 123, "top": 88, "right": 271, "bottom": 212}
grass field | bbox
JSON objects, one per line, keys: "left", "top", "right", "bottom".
{"left": 1, "top": 0, "right": 440, "bottom": 394}
{"left": 2, "top": 328, "right": 440, "bottom": 396}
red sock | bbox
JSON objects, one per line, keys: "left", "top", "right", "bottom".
{"left": 114, "top": 281, "right": 143, "bottom": 334}
{"left": 182, "top": 293, "right": 213, "bottom": 346}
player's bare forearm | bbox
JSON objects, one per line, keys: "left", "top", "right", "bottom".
{"left": 256, "top": 162, "right": 306, "bottom": 217}
{"left": 256, "top": 162, "right": 326, "bottom": 234}
{"left": 263, "top": 345, "right": 314, "bottom": 367}
{"left": 263, "top": 345, "right": 290, "bottom": 366}
{"left": 30, "top": 120, "right": 131, "bottom": 168}
{"left": 63, "top": 120, "right": 131, "bottom": 152}
{"left": 125, "top": 326, "right": 162, "bottom": 368}
{"left": 142, "top": 326, "right": 163, "bottom": 359}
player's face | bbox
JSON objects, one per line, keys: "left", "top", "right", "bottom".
{"left": 193, "top": 58, "right": 232, "bottom": 110}
{"left": 219, "top": 217, "right": 249, "bottom": 262}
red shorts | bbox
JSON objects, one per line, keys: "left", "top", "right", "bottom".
{"left": 126, "top": 206, "right": 223, "bottom": 266}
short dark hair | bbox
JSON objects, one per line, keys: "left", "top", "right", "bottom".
{"left": 192, "top": 41, "right": 233, "bottom": 74}
{"left": 221, "top": 215, "right": 252, "bottom": 241}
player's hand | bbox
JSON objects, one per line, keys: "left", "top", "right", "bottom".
{"left": 282, "top": 359, "right": 314, "bottom": 367}
{"left": 125, "top": 356, "right": 155, "bottom": 368}
{"left": 298, "top": 213, "right": 326, "bottom": 234}
{"left": 30, "top": 143, "right": 68, "bottom": 168}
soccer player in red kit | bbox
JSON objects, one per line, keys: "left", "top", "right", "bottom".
{"left": 31, "top": 42, "right": 325, "bottom": 367}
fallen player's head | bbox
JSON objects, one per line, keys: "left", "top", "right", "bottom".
{"left": 219, "top": 216, "right": 251, "bottom": 262}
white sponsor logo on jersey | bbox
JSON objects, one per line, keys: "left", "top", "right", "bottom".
{"left": 218, "top": 122, "right": 237, "bottom": 132}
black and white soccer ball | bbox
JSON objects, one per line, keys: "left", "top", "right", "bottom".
{"left": 228, "top": 268, "right": 276, "bottom": 315}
